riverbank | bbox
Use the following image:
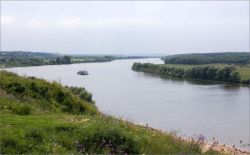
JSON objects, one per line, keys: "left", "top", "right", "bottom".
{"left": 0, "top": 71, "right": 225, "bottom": 154}
{"left": 203, "top": 142, "right": 250, "bottom": 155}
{"left": 134, "top": 122, "right": 250, "bottom": 154}
{"left": 132, "top": 62, "right": 250, "bottom": 85}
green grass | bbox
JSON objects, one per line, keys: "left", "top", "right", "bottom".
{"left": 0, "top": 71, "right": 222, "bottom": 154}
{"left": 160, "top": 63, "right": 250, "bottom": 81}
{"left": 1, "top": 112, "right": 216, "bottom": 154}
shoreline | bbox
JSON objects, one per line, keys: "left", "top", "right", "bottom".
{"left": 134, "top": 69, "right": 250, "bottom": 86}
{"left": 202, "top": 142, "right": 250, "bottom": 155}
{"left": 134, "top": 122, "right": 250, "bottom": 155}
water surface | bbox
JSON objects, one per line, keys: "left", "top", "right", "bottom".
{"left": 8, "top": 58, "right": 250, "bottom": 150}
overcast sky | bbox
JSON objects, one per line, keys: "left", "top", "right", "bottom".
{"left": 1, "top": 1, "right": 249, "bottom": 55}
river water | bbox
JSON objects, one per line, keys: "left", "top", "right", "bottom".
{"left": 8, "top": 58, "right": 250, "bottom": 150}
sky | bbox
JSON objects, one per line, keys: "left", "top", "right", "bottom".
{"left": 0, "top": 1, "right": 249, "bottom": 55}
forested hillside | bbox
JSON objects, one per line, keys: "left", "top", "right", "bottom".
{"left": 163, "top": 52, "right": 250, "bottom": 65}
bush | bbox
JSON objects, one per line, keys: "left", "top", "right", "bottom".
{"left": 0, "top": 137, "right": 18, "bottom": 154}
{"left": 25, "top": 128, "right": 45, "bottom": 142}
{"left": 78, "top": 120, "right": 139, "bottom": 154}
{"left": 66, "top": 86, "right": 94, "bottom": 103}
{"left": 6, "top": 82, "right": 26, "bottom": 95}
{"left": 12, "top": 105, "right": 32, "bottom": 115}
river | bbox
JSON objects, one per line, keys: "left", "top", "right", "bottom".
{"left": 8, "top": 58, "right": 250, "bottom": 151}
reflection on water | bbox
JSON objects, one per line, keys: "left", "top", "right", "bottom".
{"left": 8, "top": 58, "right": 250, "bottom": 151}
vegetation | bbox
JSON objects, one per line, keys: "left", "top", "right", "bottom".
{"left": 0, "top": 51, "right": 116, "bottom": 67}
{"left": 66, "top": 86, "right": 94, "bottom": 103}
{"left": 0, "top": 71, "right": 96, "bottom": 114}
{"left": 132, "top": 63, "right": 250, "bottom": 84}
{"left": 70, "top": 55, "right": 116, "bottom": 64}
{"left": 133, "top": 52, "right": 250, "bottom": 84}
{"left": 0, "top": 71, "right": 221, "bottom": 154}
{"left": 0, "top": 51, "right": 59, "bottom": 59}
{"left": 0, "top": 51, "right": 157, "bottom": 68}
{"left": 163, "top": 52, "right": 250, "bottom": 65}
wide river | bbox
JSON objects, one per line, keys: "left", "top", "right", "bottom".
{"left": 8, "top": 58, "right": 250, "bottom": 150}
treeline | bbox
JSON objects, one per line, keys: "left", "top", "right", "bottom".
{"left": 163, "top": 52, "right": 250, "bottom": 65}
{"left": 0, "top": 55, "right": 72, "bottom": 67}
{"left": 71, "top": 55, "right": 116, "bottom": 63}
{"left": 0, "top": 58, "right": 52, "bottom": 67}
{"left": 0, "top": 51, "right": 59, "bottom": 59}
{"left": 132, "top": 63, "right": 249, "bottom": 84}
{"left": 0, "top": 51, "right": 116, "bottom": 67}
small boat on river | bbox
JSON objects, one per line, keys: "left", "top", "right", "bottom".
{"left": 77, "top": 70, "right": 88, "bottom": 75}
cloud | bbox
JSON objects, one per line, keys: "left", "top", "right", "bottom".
{"left": 57, "top": 17, "right": 158, "bottom": 28}
{"left": 1, "top": 15, "right": 15, "bottom": 24}
{"left": 58, "top": 17, "right": 83, "bottom": 27}
{"left": 28, "top": 19, "right": 48, "bottom": 27}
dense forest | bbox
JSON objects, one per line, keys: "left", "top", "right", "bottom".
{"left": 132, "top": 63, "right": 250, "bottom": 84}
{"left": 0, "top": 71, "right": 221, "bottom": 154}
{"left": 163, "top": 52, "right": 250, "bottom": 65}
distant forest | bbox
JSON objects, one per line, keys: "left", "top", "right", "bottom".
{"left": 133, "top": 63, "right": 245, "bottom": 83}
{"left": 163, "top": 52, "right": 250, "bottom": 65}
{"left": 0, "top": 51, "right": 154, "bottom": 67}
{"left": 132, "top": 52, "right": 250, "bottom": 85}
{"left": 0, "top": 51, "right": 115, "bottom": 67}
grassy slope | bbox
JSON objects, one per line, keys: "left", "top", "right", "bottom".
{"left": 0, "top": 71, "right": 221, "bottom": 154}
{"left": 159, "top": 63, "right": 250, "bottom": 81}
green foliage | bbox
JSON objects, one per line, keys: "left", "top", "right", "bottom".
{"left": 78, "top": 118, "right": 139, "bottom": 154}
{"left": 132, "top": 63, "right": 243, "bottom": 84}
{"left": 0, "top": 51, "right": 58, "bottom": 59}
{"left": 0, "top": 71, "right": 97, "bottom": 114}
{"left": 66, "top": 86, "right": 94, "bottom": 103}
{"left": 11, "top": 105, "right": 32, "bottom": 115}
{"left": 163, "top": 52, "right": 250, "bottom": 65}
{"left": 0, "top": 113, "right": 215, "bottom": 154}
{"left": 56, "top": 55, "right": 71, "bottom": 64}
{"left": 0, "top": 51, "right": 155, "bottom": 67}
{"left": 0, "top": 52, "right": 116, "bottom": 67}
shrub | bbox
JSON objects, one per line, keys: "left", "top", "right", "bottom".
{"left": 12, "top": 105, "right": 32, "bottom": 115}
{"left": 6, "top": 82, "right": 26, "bottom": 95}
{"left": 25, "top": 128, "right": 45, "bottom": 142}
{"left": 78, "top": 121, "right": 139, "bottom": 154}
{"left": 0, "top": 137, "right": 18, "bottom": 154}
